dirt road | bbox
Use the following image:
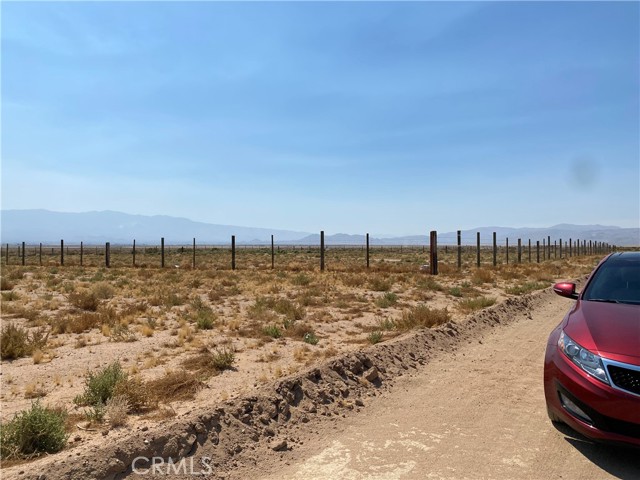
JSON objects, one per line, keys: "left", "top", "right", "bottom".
{"left": 249, "top": 294, "right": 639, "bottom": 480}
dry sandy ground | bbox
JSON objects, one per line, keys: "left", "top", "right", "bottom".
{"left": 250, "top": 292, "right": 640, "bottom": 480}
{"left": 4, "top": 280, "right": 637, "bottom": 479}
{"left": 1, "top": 267, "right": 497, "bottom": 424}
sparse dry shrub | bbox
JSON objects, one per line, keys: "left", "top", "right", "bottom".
{"left": 113, "top": 377, "right": 157, "bottom": 413}
{"left": 247, "top": 297, "right": 278, "bottom": 323}
{"left": 32, "top": 349, "right": 44, "bottom": 365}
{"left": 24, "top": 383, "right": 47, "bottom": 399}
{"left": 272, "top": 298, "right": 305, "bottom": 321}
{"left": 297, "top": 291, "right": 320, "bottom": 307}
{"left": 283, "top": 321, "right": 315, "bottom": 340}
{"left": 457, "top": 296, "right": 496, "bottom": 313}
{"left": 1, "top": 277, "right": 15, "bottom": 291}
{"left": 119, "top": 301, "right": 147, "bottom": 317}
{"left": 109, "top": 323, "right": 137, "bottom": 342}
{"left": 0, "top": 324, "right": 49, "bottom": 360}
{"left": 104, "top": 395, "right": 130, "bottom": 427}
{"left": 60, "top": 312, "right": 102, "bottom": 334}
{"left": 291, "top": 273, "right": 312, "bottom": 286}
{"left": 367, "top": 331, "right": 383, "bottom": 344}
{"left": 211, "top": 348, "right": 235, "bottom": 371}
{"left": 341, "top": 274, "right": 365, "bottom": 288}
{"left": 471, "top": 268, "right": 494, "bottom": 285}
{"left": 416, "top": 276, "right": 443, "bottom": 291}
{"left": 68, "top": 291, "right": 100, "bottom": 311}
{"left": 376, "top": 316, "right": 396, "bottom": 331}
{"left": 293, "top": 345, "right": 310, "bottom": 361}
{"left": 395, "top": 305, "right": 450, "bottom": 330}
{"left": 2, "top": 291, "right": 20, "bottom": 301}
{"left": 368, "top": 276, "right": 392, "bottom": 292}
{"left": 1, "top": 302, "right": 40, "bottom": 322}
{"left": 140, "top": 325, "right": 154, "bottom": 337}
{"left": 532, "top": 270, "right": 555, "bottom": 282}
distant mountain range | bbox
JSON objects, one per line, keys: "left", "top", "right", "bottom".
{"left": 1, "top": 210, "right": 638, "bottom": 246}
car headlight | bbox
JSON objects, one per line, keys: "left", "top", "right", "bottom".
{"left": 558, "top": 331, "right": 610, "bottom": 385}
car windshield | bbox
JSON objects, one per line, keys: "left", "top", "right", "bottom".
{"left": 583, "top": 255, "right": 640, "bottom": 305}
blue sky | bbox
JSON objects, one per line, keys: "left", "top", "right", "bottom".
{"left": 2, "top": 1, "right": 638, "bottom": 235}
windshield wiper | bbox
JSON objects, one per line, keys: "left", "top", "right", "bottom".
{"left": 587, "top": 298, "right": 621, "bottom": 304}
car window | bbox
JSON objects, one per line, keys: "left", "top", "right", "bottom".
{"left": 583, "top": 258, "right": 640, "bottom": 305}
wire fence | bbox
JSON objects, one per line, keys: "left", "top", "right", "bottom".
{"left": 2, "top": 231, "right": 616, "bottom": 273}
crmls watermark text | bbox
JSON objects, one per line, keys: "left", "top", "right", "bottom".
{"left": 132, "top": 457, "right": 213, "bottom": 475}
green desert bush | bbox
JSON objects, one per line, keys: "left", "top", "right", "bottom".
{"left": 211, "top": 347, "right": 235, "bottom": 371}
{"left": 74, "top": 361, "right": 127, "bottom": 408}
{"left": 303, "top": 331, "right": 319, "bottom": 345}
{"left": 0, "top": 401, "right": 68, "bottom": 459}
{"left": 375, "top": 292, "right": 398, "bottom": 308}
{"left": 263, "top": 324, "right": 282, "bottom": 339}
{"left": 367, "top": 331, "right": 383, "bottom": 344}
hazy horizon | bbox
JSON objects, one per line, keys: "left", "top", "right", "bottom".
{"left": 3, "top": 209, "right": 639, "bottom": 246}
{"left": 2, "top": 2, "right": 639, "bottom": 233}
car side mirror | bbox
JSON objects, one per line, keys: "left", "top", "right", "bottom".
{"left": 553, "top": 282, "right": 579, "bottom": 300}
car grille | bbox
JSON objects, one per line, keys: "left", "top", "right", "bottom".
{"left": 608, "top": 365, "right": 640, "bottom": 396}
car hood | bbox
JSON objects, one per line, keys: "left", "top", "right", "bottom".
{"left": 565, "top": 300, "right": 640, "bottom": 360}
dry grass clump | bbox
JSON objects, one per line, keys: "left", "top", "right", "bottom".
{"left": 367, "top": 331, "right": 383, "bottom": 344}
{"left": 471, "top": 268, "right": 494, "bottom": 285}
{"left": 24, "top": 383, "right": 47, "bottom": 399}
{"left": 341, "top": 274, "right": 365, "bottom": 288}
{"left": 181, "top": 347, "right": 236, "bottom": 377}
{"left": 457, "top": 296, "right": 497, "bottom": 313}
{"left": 188, "top": 298, "right": 217, "bottom": 330}
{"left": 291, "top": 273, "right": 312, "bottom": 286}
{"left": 247, "top": 296, "right": 306, "bottom": 328}
{"left": 416, "top": 276, "right": 444, "bottom": 291}
{"left": 375, "top": 292, "right": 398, "bottom": 308}
{"left": 104, "top": 395, "right": 130, "bottom": 427}
{"left": 112, "top": 377, "right": 157, "bottom": 413}
{"left": 145, "top": 371, "right": 204, "bottom": 402}
{"left": 284, "top": 320, "right": 315, "bottom": 339}
{"left": 506, "top": 282, "right": 549, "bottom": 295}
{"left": 395, "top": 305, "right": 450, "bottom": 330}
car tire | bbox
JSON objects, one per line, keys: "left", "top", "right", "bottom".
{"left": 547, "top": 406, "right": 563, "bottom": 424}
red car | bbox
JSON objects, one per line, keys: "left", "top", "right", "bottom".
{"left": 544, "top": 251, "right": 640, "bottom": 447}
